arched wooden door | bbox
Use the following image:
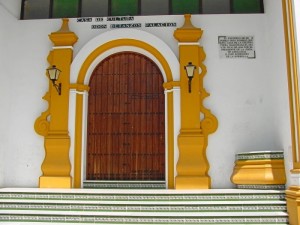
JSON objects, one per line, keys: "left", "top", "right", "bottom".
{"left": 86, "top": 52, "right": 165, "bottom": 181}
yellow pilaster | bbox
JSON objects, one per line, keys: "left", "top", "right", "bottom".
{"left": 281, "top": 0, "right": 300, "bottom": 223}
{"left": 35, "top": 19, "right": 78, "bottom": 188}
{"left": 174, "top": 15, "right": 218, "bottom": 189}
{"left": 286, "top": 186, "right": 300, "bottom": 225}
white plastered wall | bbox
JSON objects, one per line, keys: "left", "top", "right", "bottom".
{"left": 0, "top": 0, "right": 292, "bottom": 188}
{"left": 0, "top": 5, "right": 61, "bottom": 187}
{"left": 0, "top": 5, "right": 9, "bottom": 187}
{"left": 0, "top": 0, "right": 21, "bottom": 19}
{"left": 264, "top": 0, "right": 292, "bottom": 186}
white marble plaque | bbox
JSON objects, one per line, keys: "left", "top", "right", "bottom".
{"left": 218, "top": 36, "right": 255, "bottom": 59}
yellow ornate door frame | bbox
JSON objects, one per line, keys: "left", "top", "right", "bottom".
{"left": 69, "top": 30, "right": 180, "bottom": 188}
{"left": 34, "top": 19, "right": 78, "bottom": 188}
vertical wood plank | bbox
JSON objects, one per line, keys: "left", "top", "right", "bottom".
{"left": 87, "top": 52, "right": 165, "bottom": 181}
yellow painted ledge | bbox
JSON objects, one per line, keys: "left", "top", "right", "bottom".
{"left": 231, "top": 159, "right": 286, "bottom": 185}
{"left": 39, "top": 176, "right": 72, "bottom": 189}
{"left": 286, "top": 186, "right": 300, "bottom": 225}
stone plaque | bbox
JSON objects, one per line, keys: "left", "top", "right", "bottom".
{"left": 218, "top": 36, "right": 255, "bottom": 59}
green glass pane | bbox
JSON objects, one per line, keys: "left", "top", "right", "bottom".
{"left": 232, "top": 0, "right": 262, "bottom": 13}
{"left": 172, "top": 0, "right": 200, "bottom": 15}
{"left": 111, "top": 0, "right": 138, "bottom": 16}
{"left": 53, "top": 0, "right": 79, "bottom": 18}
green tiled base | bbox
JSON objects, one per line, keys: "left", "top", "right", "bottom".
{"left": 237, "top": 184, "right": 286, "bottom": 190}
{"left": 0, "top": 214, "right": 289, "bottom": 224}
{"left": 236, "top": 151, "right": 284, "bottom": 161}
{"left": 83, "top": 180, "right": 166, "bottom": 189}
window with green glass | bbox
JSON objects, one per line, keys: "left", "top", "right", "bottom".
{"left": 231, "top": 0, "right": 263, "bottom": 13}
{"left": 171, "top": 0, "right": 201, "bottom": 15}
{"left": 52, "top": 0, "right": 79, "bottom": 18}
{"left": 21, "top": 0, "right": 264, "bottom": 20}
{"left": 141, "top": 0, "right": 168, "bottom": 16}
{"left": 202, "top": 0, "right": 230, "bottom": 14}
{"left": 81, "top": 0, "right": 109, "bottom": 17}
{"left": 111, "top": 0, "right": 139, "bottom": 16}
{"left": 22, "top": 0, "right": 50, "bottom": 19}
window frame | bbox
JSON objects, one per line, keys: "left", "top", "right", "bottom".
{"left": 21, "top": 0, "right": 264, "bottom": 20}
{"left": 230, "top": 0, "right": 264, "bottom": 14}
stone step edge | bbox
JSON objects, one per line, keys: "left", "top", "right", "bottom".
{"left": 0, "top": 188, "right": 286, "bottom": 194}
{"left": 0, "top": 197, "right": 286, "bottom": 202}
{"left": 0, "top": 199, "right": 286, "bottom": 205}
{"left": 0, "top": 215, "right": 289, "bottom": 225}
{"left": 0, "top": 196, "right": 285, "bottom": 202}
{"left": 0, "top": 210, "right": 288, "bottom": 217}
{"left": 0, "top": 207, "right": 287, "bottom": 213}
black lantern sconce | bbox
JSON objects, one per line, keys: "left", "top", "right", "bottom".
{"left": 47, "top": 65, "right": 62, "bottom": 95}
{"left": 184, "top": 62, "right": 196, "bottom": 93}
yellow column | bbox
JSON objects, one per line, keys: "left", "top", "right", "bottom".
{"left": 35, "top": 19, "right": 78, "bottom": 188}
{"left": 174, "top": 15, "right": 218, "bottom": 189}
{"left": 282, "top": 0, "right": 300, "bottom": 224}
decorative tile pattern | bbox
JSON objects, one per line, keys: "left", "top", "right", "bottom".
{"left": 0, "top": 189, "right": 288, "bottom": 224}
{"left": 83, "top": 181, "right": 166, "bottom": 189}
{"left": 0, "top": 214, "right": 289, "bottom": 224}
{"left": 236, "top": 151, "right": 284, "bottom": 160}
{"left": 0, "top": 202, "right": 286, "bottom": 213}
{"left": 237, "top": 184, "right": 286, "bottom": 190}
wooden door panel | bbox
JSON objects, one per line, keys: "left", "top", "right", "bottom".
{"left": 87, "top": 52, "right": 165, "bottom": 181}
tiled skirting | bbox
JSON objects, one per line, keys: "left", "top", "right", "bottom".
{"left": 83, "top": 180, "right": 166, "bottom": 189}
{"left": 237, "top": 184, "right": 286, "bottom": 190}
{"left": 0, "top": 213, "right": 289, "bottom": 224}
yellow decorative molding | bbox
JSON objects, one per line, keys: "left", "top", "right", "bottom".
{"left": 36, "top": 19, "right": 78, "bottom": 188}
{"left": 39, "top": 176, "right": 72, "bottom": 189}
{"left": 49, "top": 19, "right": 78, "bottom": 47}
{"left": 198, "top": 46, "right": 218, "bottom": 136}
{"left": 77, "top": 39, "right": 173, "bottom": 83}
{"left": 73, "top": 38, "right": 175, "bottom": 188}
{"left": 74, "top": 94, "right": 84, "bottom": 188}
{"left": 291, "top": 169, "right": 300, "bottom": 174}
{"left": 70, "top": 83, "right": 90, "bottom": 92}
{"left": 282, "top": 0, "right": 300, "bottom": 170}
{"left": 163, "top": 81, "right": 180, "bottom": 90}
{"left": 41, "top": 134, "right": 71, "bottom": 176}
{"left": 34, "top": 92, "right": 50, "bottom": 137}
{"left": 174, "top": 14, "right": 203, "bottom": 43}
{"left": 231, "top": 159, "right": 286, "bottom": 185}
{"left": 286, "top": 186, "right": 300, "bottom": 225}
{"left": 174, "top": 15, "right": 218, "bottom": 189}
{"left": 176, "top": 130, "right": 210, "bottom": 189}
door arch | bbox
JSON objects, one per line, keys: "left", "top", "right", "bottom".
{"left": 70, "top": 31, "right": 180, "bottom": 188}
{"left": 86, "top": 52, "right": 165, "bottom": 181}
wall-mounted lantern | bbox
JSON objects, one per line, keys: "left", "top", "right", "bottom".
{"left": 47, "top": 65, "right": 62, "bottom": 95}
{"left": 184, "top": 62, "right": 196, "bottom": 93}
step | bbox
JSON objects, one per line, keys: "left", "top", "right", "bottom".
{"left": 0, "top": 188, "right": 286, "bottom": 202}
{"left": 0, "top": 212, "right": 289, "bottom": 224}
{"left": 0, "top": 200, "right": 287, "bottom": 212}
{"left": 0, "top": 188, "right": 288, "bottom": 224}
